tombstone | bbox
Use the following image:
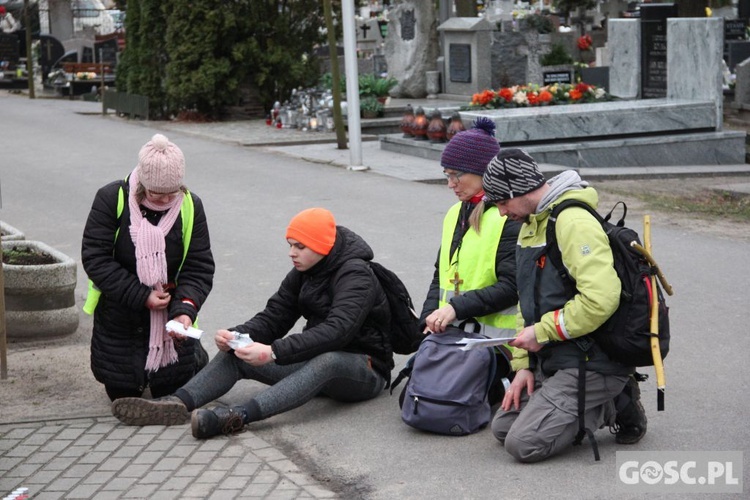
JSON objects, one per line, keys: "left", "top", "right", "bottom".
{"left": 734, "top": 57, "right": 750, "bottom": 106}
{"left": 0, "top": 33, "right": 20, "bottom": 69}
{"left": 724, "top": 18, "right": 747, "bottom": 42}
{"left": 94, "top": 37, "right": 118, "bottom": 66}
{"left": 579, "top": 66, "right": 610, "bottom": 91}
{"left": 608, "top": 19, "right": 640, "bottom": 99}
{"left": 640, "top": 3, "right": 678, "bottom": 99}
{"left": 38, "top": 35, "right": 65, "bottom": 79}
{"left": 542, "top": 66, "right": 574, "bottom": 85}
{"left": 384, "top": 0, "right": 439, "bottom": 98}
{"left": 81, "top": 46, "right": 94, "bottom": 63}
{"left": 727, "top": 40, "right": 750, "bottom": 72}
{"left": 668, "top": 18, "right": 724, "bottom": 128}
{"left": 357, "top": 18, "right": 385, "bottom": 54}
{"left": 437, "top": 17, "right": 493, "bottom": 97}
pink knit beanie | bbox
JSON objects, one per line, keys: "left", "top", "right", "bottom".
{"left": 137, "top": 134, "right": 185, "bottom": 193}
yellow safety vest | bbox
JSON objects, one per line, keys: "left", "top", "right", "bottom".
{"left": 438, "top": 202, "right": 517, "bottom": 338}
{"left": 83, "top": 185, "right": 194, "bottom": 315}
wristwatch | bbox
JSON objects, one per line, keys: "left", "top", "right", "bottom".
{"left": 270, "top": 348, "right": 277, "bottom": 361}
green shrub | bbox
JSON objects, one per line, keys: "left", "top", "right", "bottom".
{"left": 541, "top": 44, "right": 574, "bottom": 66}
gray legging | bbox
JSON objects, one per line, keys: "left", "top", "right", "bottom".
{"left": 175, "top": 349, "right": 386, "bottom": 422}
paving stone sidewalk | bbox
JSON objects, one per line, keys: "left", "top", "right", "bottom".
{"left": 0, "top": 418, "right": 336, "bottom": 500}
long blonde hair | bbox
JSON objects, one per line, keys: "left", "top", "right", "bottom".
{"left": 468, "top": 199, "right": 485, "bottom": 234}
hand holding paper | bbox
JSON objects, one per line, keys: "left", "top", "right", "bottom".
{"left": 456, "top": 336, "right": 516, "bottom": 351}
{"left": 165, "top": 320, "right": 203, "bottom": 339}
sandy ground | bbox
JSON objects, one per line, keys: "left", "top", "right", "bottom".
{"left": 1, "top": 176, "right": 748, "bottom": 424}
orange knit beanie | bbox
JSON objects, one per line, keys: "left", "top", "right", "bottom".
{"left": 286, "top": 208, "right": 336, "bottom": 255}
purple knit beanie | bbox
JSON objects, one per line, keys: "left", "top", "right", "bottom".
{"left": 440, "top": 117, "right": 499, "bottom": 175}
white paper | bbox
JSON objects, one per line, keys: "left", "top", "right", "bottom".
{"left": 456, "top": 336, "right": 516, "bottom": 351}
{"left": 227, "top": 332, "right": 254, "bottom": 350}
{"left": 165, "top": 320, "right": 203, "bottom": 339}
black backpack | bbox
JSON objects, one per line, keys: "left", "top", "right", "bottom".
{"left": 545, "top": 200, "right": 670, "bottom": 367}
{"left": 545, "top": 200, "right": 672, "bottom": 460}
{"left": 368, "top": 261, "right": 423, "bottom": 355}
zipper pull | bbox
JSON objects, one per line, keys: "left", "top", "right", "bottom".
{"left": 413, "top": 396, "right": 419, "bottom": 415}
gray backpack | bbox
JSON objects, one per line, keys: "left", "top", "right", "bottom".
{"left": 394, "top": 328, "right": 496, "bottom": 436}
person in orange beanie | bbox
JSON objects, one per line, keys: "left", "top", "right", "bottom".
{"left": 112, "top": 208, "right": 395, "bottom": 439}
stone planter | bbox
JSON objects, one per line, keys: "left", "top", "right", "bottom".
{"left": 2, "top": 240, "right": 79, "bottom": 340}
{"left": 0, "top": 221, "right": 25, "bottom": 241}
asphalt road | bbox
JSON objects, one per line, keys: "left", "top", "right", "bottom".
{"left": 1, "top": 93, "right": 748, "bottom": 499}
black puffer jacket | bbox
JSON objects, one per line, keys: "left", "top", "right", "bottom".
{"left": 81, "top": 179, "right": 215, "bottom": 393}
{"left": 230, "top": 226, "right": 394, "bottom": 381}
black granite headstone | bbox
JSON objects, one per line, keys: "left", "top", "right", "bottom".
{"left": 543, "top": 70, "right": 573, "bottom": 85}
{"left": 449, "top": 43, "right": 471, "bottom": 83}
{"left": 727, "top": 40, "right": 750, "bottom": 72}
{"left": 94, "top": 38, "right": 118, "bottom": 66}
{"left": 38, "top": 35, "right": 64, "bottom": 78}
{"left": 725, "top": 18, "right": 747, "bottom": 41}
{"left": 579, "top": 66, "right": 610, "bottom": 91}
{"left": 0, "top": 33, "right": 20, "bottom": 68}
{"left": 640, "top": 3, "right": 678, "bottom": 99}
{"left": 81, "top": 46, "right": 94, "bottom": 63}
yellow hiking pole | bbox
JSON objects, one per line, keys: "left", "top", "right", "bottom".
{"left": 642, "top": 215, "right": 666, "bottom": 411}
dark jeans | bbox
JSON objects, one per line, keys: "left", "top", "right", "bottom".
{"left": 175, "top": 350, "right": 386, "bottom": 422}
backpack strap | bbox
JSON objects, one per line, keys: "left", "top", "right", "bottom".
{"left": 543, "top": 199, "right": 611, "bottom": 461}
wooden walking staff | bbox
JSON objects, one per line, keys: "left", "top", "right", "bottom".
{"left": 643, "top": 215, "right": 666, "bottom": 411}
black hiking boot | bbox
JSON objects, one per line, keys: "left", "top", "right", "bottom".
{"left": 112, "top": 396, "right": 190, "bottom": 426}
{"left": 191, "top": 406, "right": 246, "bottom": 439}
{"left": 613, "top": 375, "right": 648, "bottom": 444}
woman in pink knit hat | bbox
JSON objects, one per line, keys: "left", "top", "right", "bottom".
{"left": 111, "top": 207, "right": 394, "bottom": 440}
{"left": 82, "top": 134, "right": 215, "bottom": 401}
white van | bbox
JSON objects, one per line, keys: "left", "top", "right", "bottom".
{"left": 73, "top": 0, "right": 115, "bottom": 35}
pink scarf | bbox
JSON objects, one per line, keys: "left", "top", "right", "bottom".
{"left": 128, "top": 169, "right": 184, "bottom": 372}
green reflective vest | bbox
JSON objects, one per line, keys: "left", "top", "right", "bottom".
{"left": 83, "top": 185, "right": 194, "bottom": 315}
{"left": 438, "top": 202, "right": 516, "bottom": 338}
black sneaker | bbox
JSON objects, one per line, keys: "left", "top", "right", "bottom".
{"left": 112, "top": 396, "right": 190, "bottom": 426}
{"left": 613, "top": 375, "right": 648, "bottom": 444}
{"left": 191, "top": 406, "right": 246, "bottom": 439}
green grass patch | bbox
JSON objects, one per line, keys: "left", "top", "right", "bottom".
{"left": 600, "top": 188, "right": 750, "bottom": 223}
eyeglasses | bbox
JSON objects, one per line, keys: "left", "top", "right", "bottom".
{"left": 443, "top": 171, "right": 466, "bottom": 183}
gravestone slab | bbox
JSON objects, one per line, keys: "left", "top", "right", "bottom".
{"left": 542, "top": 65, "right": 573, "bottom": 85}
{"left": 668, "top": 18, "right": 723, "bottom": 128}
{"left": 608, "top": 19, "right": 640, "bottom": 99}
{"left": 384, "top": 0, "right": 439, "bottom": 98}
{"left": 726, "top": 40, "right": 750, "bottom": 72}
{"left": 0, "top": 33, "right": 20, "bottom": 67}
{"left": 640, "top": 3, "right": 678, "bottom": 99}
{"left": 94, "top": 37, "right": 118, "bottom": 66}
{"left": 724, "top": 18, "right": 747, "bottom": 41}
{"left": 437, "top": 17, "right": 493, "bottom": 97}
{"left": 734, "top": 57, "right": 750, "bottom": 106}
{"left": 580, "top": 66, "right": 610, "bottom": 91}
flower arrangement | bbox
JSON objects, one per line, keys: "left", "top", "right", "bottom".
{"left": 577, "top": 34, "right": 593, "bottom": 51}
{"left": 468, "top": 83, "right": 610, "bottom": 110}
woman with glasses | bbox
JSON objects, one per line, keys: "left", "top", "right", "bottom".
{"left": 418, "top": 118, "right": 521, "bottom": 405}
{"left": 82, "top": 134, "right": 215, "bottom": 401}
